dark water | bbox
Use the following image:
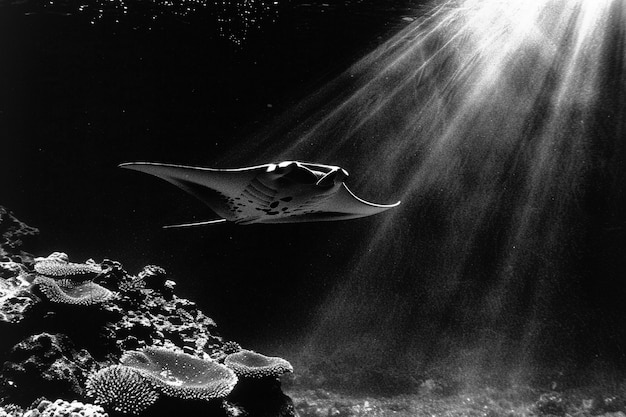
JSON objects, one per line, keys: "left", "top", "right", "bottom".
{"left": 2, "top": 0, "right": 626, "bottom": 394}
{"left": 0, "top": 0, "right": 418, "bottom": 344}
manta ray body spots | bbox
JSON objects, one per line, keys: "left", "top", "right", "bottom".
{"left": 119, "top": 160, "right": 400, "bottom": 227}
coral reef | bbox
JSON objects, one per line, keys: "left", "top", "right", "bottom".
{"left": 120, "top": 347, "right": 238, "bottom": 400}
{"left": 101, "top": 276, "right": 221, "bottom": 357}
{"left": 38, "top": 399, "right": 108, "bottom": 417}
{"left": 0, "top": 333, "right": 97, "bottom": 405}
{"left": 0, "top": 263, "right": 38, "bottom": 324}
{"left": 33, "top": 253, "right": 105, "bottom": 281}
{"left": 86, "top": 365, "right": 160, "bottom": 415}
{"left": 221, "top": 341, "right": 242, "bottom": 355}
{"left": 0, "top": 208, "right": 38, "bottom": 264}
{"left": 228, "top": 375, "right": 297, "bottom": 417}
{"left": 224, "top": 351, "right": 295, "bottom": 417}
{"left": 225, "top": 350, "right": 293, "bottom": 380}
{"left": 0, "top": 206, "right": 295, "bottom": 417}
{"left": 0, "top": 398, "right": 108, "bottom": 417}
{"left": 33, "top": 277, "right": 114, "bottom": 306}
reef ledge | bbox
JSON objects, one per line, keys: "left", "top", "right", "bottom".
{"left": 0, "top": 207, "right": 295, "bottom": 417}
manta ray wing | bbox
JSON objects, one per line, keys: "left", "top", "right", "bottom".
{"left": 118, "top": 162, "right": 267, "bottom": 194}
{"left": 119, "top": 162, "right": 272, "bottom": 222}
{"left": 259, "top": 184, "right": 401, "bottom": 224}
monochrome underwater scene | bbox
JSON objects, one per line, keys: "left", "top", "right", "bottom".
{"left": 1, "top": 0, "right": 626, "bottom": 415}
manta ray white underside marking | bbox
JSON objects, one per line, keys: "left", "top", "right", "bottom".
{"left": 119, "top": 160, "right": 400, "bottom": 227}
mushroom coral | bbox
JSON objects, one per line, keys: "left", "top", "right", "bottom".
{"left": 86, "top": 365, "right": 160, "bottom": 415}
{"left": 34, "top": 276, "right": 114, "bottom": 306}
{"left": 224, "top": 350, "right": 293, "bottom": 379}
{"left": 121, "top": 347, "right": 238, "bottom": 400}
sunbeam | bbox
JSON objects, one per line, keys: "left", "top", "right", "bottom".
{"left": 226, "top": 0, "right": 626, "bottom": 390}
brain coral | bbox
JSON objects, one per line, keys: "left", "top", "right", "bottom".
{"left": 34, "top": 276, "right": 114, "bottom": 306}
{"left": 224, "top": 350, "right": 293, "bottom": 379}
{"left": 120, "top": 347, "right": 238, "bottom": 400}
{"left": 34, "top": 253, "right": 104, "bottom": 280}
{"left": 86, "top": 365, "right": 159, "bottom": 415}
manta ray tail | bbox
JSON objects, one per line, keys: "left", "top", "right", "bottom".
{"left": 163, "top": 219, "right": 228, "bottom": 229}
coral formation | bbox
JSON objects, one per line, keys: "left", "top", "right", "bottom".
{"left": 0, "top": 207, "right": 38, "bottom": 264}
{"left": 33, "top": 277, "right": 114, "bottom": 306}
{"left": 113, "top": 265, "right": 169, "bottom": 295}
{"left": 0, "top": 262, "right": 38, "bottom": 323}
{"left": 222, "top": 341, "right": 242, "bottom": 355}
{"left": 225, "top": 350, "right": 293, "bottom": 379}
{"left": 1, "top": 333, "right": 97, "bottom": 404}
{"left": 102, "top": 285, "right": 220, "bottom": 356}
{"left": 136, "top": 265, "right": 167, "bottom": 290}
{"left": 120, "top": 347, "right": 238, "bottom": 400}
{"left": 33, "top": 253, "right": 105, "bottom": 281}
{"left": 0, "top": 206, "right": 295, "bottom": 416}
{"left": 39, "top": 399, "right": 108, "bottom": 417}
{"left": 86, "top": 365, "right": 160, "bottom": 415}
{"left": 0, "top": 398, "right": 109, "bottom": 417}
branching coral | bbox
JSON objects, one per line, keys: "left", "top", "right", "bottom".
{"left": 33, "top": 253, "right": 105, "bottom": 281}
{"left": 86, "top": 365, "right": 160, "bottom": 415}
{"left": 120, "top": 347, "right": 238, "bottom": 400}
{"left": 224, "top": 350, "right": 293, "bottom": 379}
{"left": 33, "top": 276, "right": 114, "bottom": 306}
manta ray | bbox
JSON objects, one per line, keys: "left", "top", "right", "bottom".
{"left": 119, "top": 160, "right": 400, "bottom": 227}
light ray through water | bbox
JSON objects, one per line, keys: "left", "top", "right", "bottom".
{"left": 230, "top": 0, "right": 626, "bottom": 389}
